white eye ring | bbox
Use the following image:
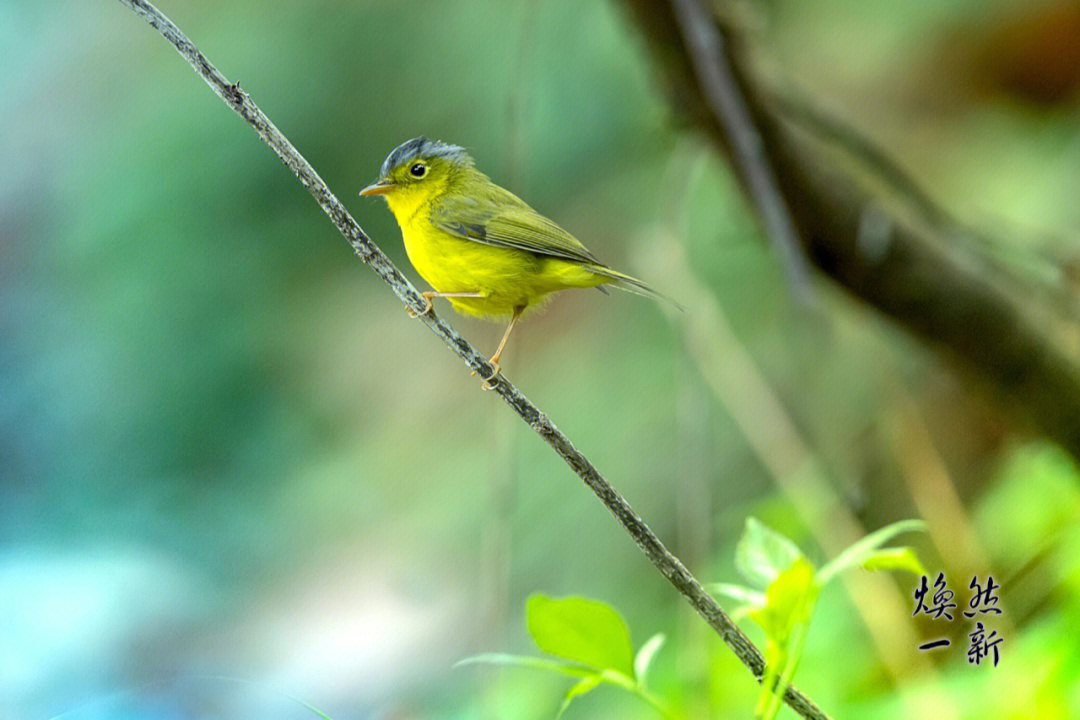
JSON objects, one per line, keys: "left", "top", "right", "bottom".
{"left": 409, "top": 163, "right": 427, "bottom": 178}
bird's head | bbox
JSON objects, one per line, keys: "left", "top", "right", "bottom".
{"left": 360, "top": 137, "right": 474, "bottom": 217}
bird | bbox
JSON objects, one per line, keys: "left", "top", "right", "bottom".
{"left": 360, "top": 136, "right": 672, "bottom": 380}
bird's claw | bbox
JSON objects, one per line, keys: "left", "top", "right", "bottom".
{"left": 473, "top": 359, "right": 502, "bottom": 389}
{"left": 407, "top": 295, "right": 434, "bottom": 318}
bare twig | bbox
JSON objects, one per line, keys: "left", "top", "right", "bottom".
{"left": 114, "top": 1, "right": 829, "bottom": 718}
{"left": 668, "top": 0, "right": 813, "bottom": 303}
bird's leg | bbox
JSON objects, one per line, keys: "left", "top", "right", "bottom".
{"left": 478, "top": 305, "right": 525, "bottom": 389}
{"left": 407, "top": 291, "right": 483, "bottom": 317}
{"left": 488, "top": 306, "right": 524, "bottom": 371}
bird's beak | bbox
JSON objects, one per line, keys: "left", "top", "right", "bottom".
{"left": 360, "top": 179, "right": 396, "bottom": 196}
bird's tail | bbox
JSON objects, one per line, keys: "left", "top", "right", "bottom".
{"left": 585, "top": 265, "right": 685, "bottom": 311}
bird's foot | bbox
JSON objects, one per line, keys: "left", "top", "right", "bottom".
{"left": 406, "top": 293, "right": 435, "bottom": 318}
{"left": 473, "top": 357, "right": 502, "bottom": 390}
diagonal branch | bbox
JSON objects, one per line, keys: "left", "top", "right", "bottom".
{"left": 114, "top": 1, "right": 829, "bottom": 718}
{"left": 668, "top": 0, "right": 812, "bottom": 302}
{"left": 621, "top": 0, "right": 1080, "bottom": 457}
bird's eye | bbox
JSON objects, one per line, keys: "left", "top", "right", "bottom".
{"left": 409, "top": 163, "right": 427, "bottom": 178}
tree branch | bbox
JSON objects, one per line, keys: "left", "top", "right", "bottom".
{"left": 621, "top": 0, "right": 1080, "bottom": 457}
{"left": 668, "top": 0, "right": 812, "bottom": 302}
{"left": 113, "top": 1, "right": 830, "bottom": 718}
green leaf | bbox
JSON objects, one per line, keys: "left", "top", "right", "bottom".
{"left": 817, "top": 519, "right": 926, "bottom": 585}
{"left": 292, "top": 698, "right": 334, "bottom": 720}
{"left": 555, "top": 674, "right": 603, "bottom": 719}
{"left": 633, "top": 633, "right": 666, "bottom": 689}
{"left": 860, "top": 546, "right": 927, "bottom": 576}
{"left": 735, "top": 518, "right": 805, "bottom": 589}
{"left": 747, "top": 558, "right": 818, "bottom": 644}
{"left": 527, "top": 595, "right": 636, "bottom": 678}
{"left": 710, "top": 582, "right": 767, "bottom": 610}
{"left": 455, "top": 653, "right": 594, "bottom": 678}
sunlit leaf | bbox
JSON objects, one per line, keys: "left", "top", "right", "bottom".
{"left": 735, "top": 518, "right": 806, "bottom": 589}
{"left": 730, "top": 605, "right": 755, "bottom": 622}
{"left": 295, "top": 699, "right": 334, "bottom": 720}
{"left": 555, "top": 674, "right": 603, "bottom": 719}
{"left": 817, "top": 519, "right": 926, "bottom": 585}
{"left": 527, "top": 595, "right": 635, "bottom": 678}
{"left": 633, "top": 633, "right": 666, "bottom": 689}
{"left": 710, "top": 582, "right": 767, "bottom": 609}
{"left": 860, "top": 546, "right": 926, "bottom": 576}
{"left": 747, "top": 558, "right": 817, "bottom": 643}
{"left": 455, "top": 653, "right": 594, "bottom": 678}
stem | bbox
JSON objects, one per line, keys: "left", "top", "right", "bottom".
{"left": 755, "top": 647, "right": 781, "bottom": 719}
{"left": 641, "top": 690, "right": 681, "bottom": 720}
{"left": 112, "top": 2, "right": 831, "bottom": 718}
{"left": 765, "top": 621, "right": 810, "bottom": 720}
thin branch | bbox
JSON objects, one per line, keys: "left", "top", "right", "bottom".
{"left": 668, "top": 0, "right": 813, "bottom": 303}
{"left": 114, "top": 1, "right": 830, "bottom": 719}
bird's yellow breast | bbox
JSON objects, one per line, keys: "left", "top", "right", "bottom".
{"left": 390, "top": 199, "right": 603, "bottom": 319}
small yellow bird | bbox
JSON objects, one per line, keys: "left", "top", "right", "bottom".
{"left": 361, "top": 137, "right": 669, "bottom": 377}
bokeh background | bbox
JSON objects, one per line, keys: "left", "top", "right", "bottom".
{"left": 3, "top": 1, "right": 1079, "bottom": 718}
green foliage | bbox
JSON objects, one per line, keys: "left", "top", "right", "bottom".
{"left": 464, "top": 516, "right": 923, "bottom": 720}
{"left": 816, "top": 518, "right": 927, "bottom": 585}
{"left": 750, "top": 557, "right": 817, "bottom": 647}
{"left": 858, "top": 547, "right": 926, "bottom": 576}
{"left": 976, "top": 441, "right": 1080, "bottom": 570}
{"left": 735, "top": 518, "right": 807, "bottom": 589}
{"left": 526, "top": 594, "right": 636, "bottom": 678}
{"left": 461, "top": 594, "right": 675, "bottom": 719}
{"left": 713, "top": 517, "right": 925, "bottom": 719}
{"left": 456, "top": 654, "right": 595, "bottom": 678}
{"left": 633, "top": 632, "right": 667, "bottom": 688}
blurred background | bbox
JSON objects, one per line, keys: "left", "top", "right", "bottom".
{"left": 2, "top": 1, "right": 1079, "bottom": 718}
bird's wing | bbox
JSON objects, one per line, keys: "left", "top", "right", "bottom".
{"left": 430, "top": 186, "right": 602, "bottom": 266}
